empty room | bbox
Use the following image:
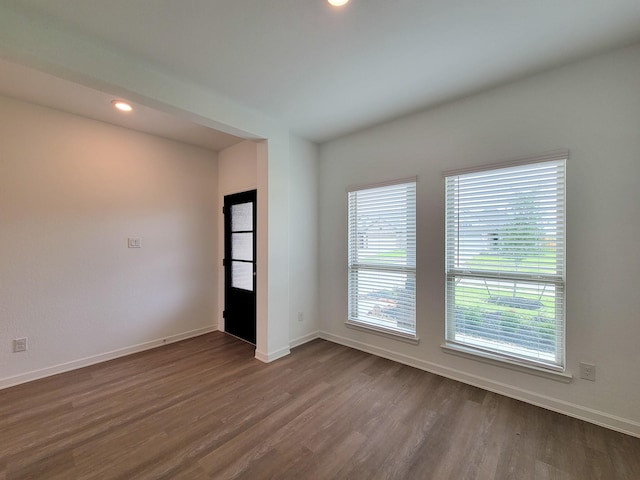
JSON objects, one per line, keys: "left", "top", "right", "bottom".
{"left": 1, "top": 1, "right": 640, "bottom": 479}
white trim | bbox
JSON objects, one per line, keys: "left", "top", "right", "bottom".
{"left": 290, "top": 331, "right": 320, "bottom": 349}
{"left": 255, "top": 346, "right": 290, "bottom": 363}
{"left": 442, "top": 149, "right": 569, "bottom": 177}
{"left": 441, "top": 343, "right": 572, "bottom": 382}
{"left": 345, "top": 320, "right": 419, "bottom": 344}
{"left": 0, "top": 326, "right": 216, "bottom": 390}
{"left": 319, "top": 331, "right": 640, "bottom": 438}
{"left": 347, "top": 175, "right": 417, "bottom": 193}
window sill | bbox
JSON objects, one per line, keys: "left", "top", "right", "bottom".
{"left": 441, "top": 342, "right": 573, "bottom": 383}
{"left": 346, "top": 320, "right": 419, "bottom": 345}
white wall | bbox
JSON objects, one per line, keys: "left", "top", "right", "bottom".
{"left": 318, "top": 43, "right": 640, "bottom": 436}
{"left": 217, "top": 140, "right": 258, "bottom": 332}
{"left": 288, "top": 135, "right": 320, "bottom": 346}
{"left": 218, "top": 140, "right": 258, "bottom": 195}
{"left": 0, "top": 96, "right": 218, "bottom": 387}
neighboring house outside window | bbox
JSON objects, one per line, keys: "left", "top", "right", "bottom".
{"left": 347, "top": 178, "right": 417, "bottom": 339}
{"left": 444, "top": 153, "right": 567, "bottom": 371}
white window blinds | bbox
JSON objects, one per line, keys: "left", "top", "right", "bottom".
{"left": 348, "top": 179, "right": 416, "bottom": 336}
{"left": 445, "top": 155, "right": 566, "bottom": 370}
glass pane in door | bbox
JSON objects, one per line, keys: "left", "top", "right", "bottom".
{"left": 232, "top": 233, "right": 253, "bottom": 261}
{"left": 232, "top": 203, "right": 253, "bottom": 232}
{"left": 232, "top": 261, "right": 253, "bottom": 291}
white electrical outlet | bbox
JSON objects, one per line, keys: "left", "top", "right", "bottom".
{"left": 297, "top": 311, "right": 303, "bottom": 322}
{"left": 13, "top": 337, "right": 28, "bottom": 353}
{"left": 580, "top": 362, "right": 596, "bottom": 381}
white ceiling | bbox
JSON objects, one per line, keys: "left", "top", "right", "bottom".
{"left": 0, "top": 59, "right": 244, "bottom": 152}
{"left": 2, "top": 0, "right": 640, "bottom": 144}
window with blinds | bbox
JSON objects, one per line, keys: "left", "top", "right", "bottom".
{"left": 445, "top": 154, "right": 566, "bottom": 370}
{"left": 348, "top": 178, "right": 416, "bottom": 337}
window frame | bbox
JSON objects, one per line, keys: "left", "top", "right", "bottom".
{"left": 443, "top": 152, "right": 567, "bottom": 372}
{"left": 347, "top": 177, "right": 418, "bottom": 341}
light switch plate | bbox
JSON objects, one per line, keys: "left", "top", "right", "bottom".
{"left": 128, "top": 237, "right": 141, "bottom": 248}
{"left": 13, "top": 337, "right": 28, "bottom": 352}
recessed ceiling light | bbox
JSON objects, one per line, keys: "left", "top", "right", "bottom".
{"left": 328, "top": 0, "right": 350, "bottom": 6}
{"left": 111, "top": 100, "right": 133, "bottom": 112}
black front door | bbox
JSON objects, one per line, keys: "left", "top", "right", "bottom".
{"left": 224, "top": 190, "right": 257, "bottom": 344}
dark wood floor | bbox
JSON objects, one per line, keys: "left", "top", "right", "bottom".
{"left": 1, "top": 332, "right": 639, "bottom": 479}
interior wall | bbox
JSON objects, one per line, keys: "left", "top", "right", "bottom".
{"left": 0, "top": 3, "right": 298, "bottom": 365}
{"left": 288, "top": 135, "right": 320, "bottom": 346}
{"left": 217, "top": 134, "right": 317, "bottom": 351}
{"left": 318, "top": 43, "right": 640, "bottom": 435}
{"left": 255, "top": 134, "right": 293, "bottom": 363}
{"left": 217, "top": 140, "right": 258, "bottom": 332}
{"left": 218, "top": 140, "right": 258, "bottom": 195}
{"left": 0, "top": 95, "right": 219, "bottom": 387}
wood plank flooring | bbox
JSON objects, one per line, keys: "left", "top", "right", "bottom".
{"left": 1, "top": 332, "right": 639, "bottom": 479}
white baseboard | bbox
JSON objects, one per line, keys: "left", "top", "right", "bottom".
{"left": 290, "top": 331, "right": 320, "bottom": 349}
{"left": 0, "top": 326, "right": 216, "bottom": 390}
{"left": 255, "top": 345, "right": 291, "bottom": 363}
{"left": 319, "top": 331, "right": 640, "bottom": 438}
{"left": 259, "top": 331, "right": 321, "bottom": 362}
